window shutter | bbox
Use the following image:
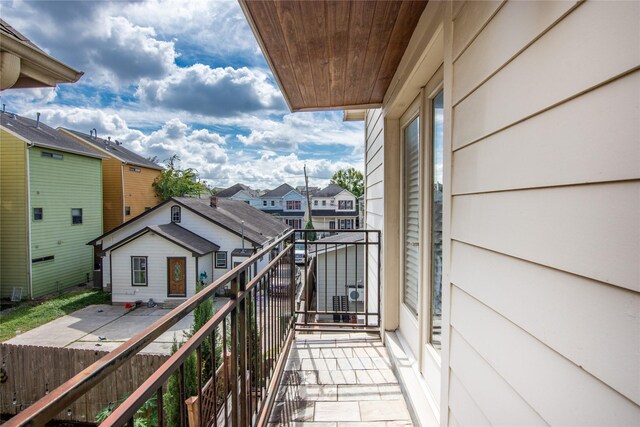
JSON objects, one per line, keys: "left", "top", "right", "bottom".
{"left": 403, "top": 117, "right": 420, "bottom": 315}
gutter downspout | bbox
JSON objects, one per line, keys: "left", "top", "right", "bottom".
{"left": 25, "top": 141, "right": 33, "bottom": 298}
{"left": 121, "top": 163, "right": 125, "bottom": 222}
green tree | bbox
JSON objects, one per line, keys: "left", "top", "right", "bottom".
{"left": 330, "top": 168, "right": 364, "bottom": 197}
{"left": 152, "top": 155, "right": 210, "bottom": 201}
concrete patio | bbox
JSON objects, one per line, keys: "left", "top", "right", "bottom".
{"left": 269, "top": 333, "right": 414, "bottom": 426}
{"left": 5, "top": 300, "right": 227, "bottom": 354}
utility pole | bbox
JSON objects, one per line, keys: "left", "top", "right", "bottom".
{"left": 303, "top": 164, "right": 313, "bottom": 226}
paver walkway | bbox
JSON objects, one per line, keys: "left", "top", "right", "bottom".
{"left": 270, "top": 333, "right": 414, "bottom": 426}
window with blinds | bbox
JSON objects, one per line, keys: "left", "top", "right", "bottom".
{"left": 403, "top": 116, "right": 420, "bottom": 315}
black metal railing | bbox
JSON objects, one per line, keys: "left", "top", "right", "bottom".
{"left": 295, "top": 229, "right": 381, "bottom": 333}
{"left": 6, "top": 231, "right": 297, "bottom": 427}
{"left": 6, "top": 228, "right": 381, "bottom": 426}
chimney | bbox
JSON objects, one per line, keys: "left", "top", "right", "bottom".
{"left": 89, "top": 129, "right": 93, "bottom": 138}
{"left": 209, "top": 196, "right": 217, "bottom": 208}
{"left": 2, "top": 104, "right": 5, "bottom": 113}
{"left": 92, "top": 128, "right": 97, "bottom": 139}
{"left": 35, "top": 112, "right": 40, "bottom": 128}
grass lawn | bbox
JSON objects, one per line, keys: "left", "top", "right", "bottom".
{"left": 0, "top": 288, "right": 110, "bottom": 342}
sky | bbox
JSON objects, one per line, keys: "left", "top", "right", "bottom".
{"left": 0, "top": 0, "right": 365, "bottom": 190}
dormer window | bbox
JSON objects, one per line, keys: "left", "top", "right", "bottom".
{"left": 171, "top": 206, "right": 181, "bottom": 223}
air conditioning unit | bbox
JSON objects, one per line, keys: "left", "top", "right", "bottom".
{"left": 348, "top": 284, "right": 364, "bottom": 303}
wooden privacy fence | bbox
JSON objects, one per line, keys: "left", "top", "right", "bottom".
{"left": 0, "top": 343, "right": 168, "bottom": 424}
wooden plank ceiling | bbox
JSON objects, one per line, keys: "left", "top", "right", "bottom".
{"left": 241, "top": 0, "right": 428, "bottom": 112}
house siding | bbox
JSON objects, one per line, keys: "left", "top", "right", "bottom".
{"left": 447, "top": 1, "right": 640, "bottom": 425}
{"left": 364, "top": 108, "right": 385, "bottom": 327}
{"left": 29, "top": 146, "right": 103, "bottom": 297}
{"left": 122, "top": 165, "right": 161, "bottom": 221}
{"left": 0, "top": 130, "right": 28, "bottom": 298}
{"left": 101, "top": 203, "right": 258, "bottom": 285}
{"left": 110, "top": 233, "right": 195, "bottom": 304}
{"left": 102, "top": 158, "right": 124, "bottom": 232}
{"left": 315, "top": 245, "right": 364, "bottom": 314}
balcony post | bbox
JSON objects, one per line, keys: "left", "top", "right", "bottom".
{"left": 289, "top": 233, "right": 296, "bottom": 335}
{"left": 230, "top": 273, "right": 239, "bottom": 427}
{"left": 238, "top": 268, "right": 248, "bottom": 427}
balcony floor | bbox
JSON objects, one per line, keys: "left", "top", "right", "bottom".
{"left": 269, "top": 332, "right": 414, "bottom": 426}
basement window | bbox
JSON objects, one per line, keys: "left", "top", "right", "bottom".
{"left": 33, "top": 208, "right": 43, "bottom": 221}
{"left": 41, "top": 151, "right": 63, "bottom": 160}
{"left": 71, "top": 208, "right": 83, "bottom": 225}
{"left": 32, "top": 255, "right": 54, "bottom": 263}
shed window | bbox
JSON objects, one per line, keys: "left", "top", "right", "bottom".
{"left": 215, "top": 252, "right": 227, "bottom": 269}
{"left": 129, "top": 167, "right": 141, "bottom": 173}
{"left": 171, "top": 206, "right": 181, "bottom": 223}
{"left": 125, "top": 206, "right": 131, "bottom": 216}
{"left": 71, "top": 208, "right": 83, "bottom": 225}
{"left": 41, "top": 151, "right": 63, "bottom": 160}
{"left": 33, "top": 208, "right": 43, "bottom": 221}
{"left": 131, "top": 256, "right": 148, "bottom": 286}
{"left": 32, "top": 255, "right": 54, "bottom": 263}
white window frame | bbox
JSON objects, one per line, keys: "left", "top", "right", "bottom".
{"left": 131, "top": 256, "right": 148, "bottom": 286}
{"left": 215, "top": 252, "right": 227, "bottom": 269}
{"left": 171, "top": 205, "right": 181, "bottom": 223}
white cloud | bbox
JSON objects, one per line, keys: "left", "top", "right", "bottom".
{"left": 136, "top": 65, "right": 285, "bottom": 116}
{"left": 237, "top": 112, "right": 363, "bottom": 151}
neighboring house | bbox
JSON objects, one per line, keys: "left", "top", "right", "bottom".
{"left": 311, "top": 233, "right": 364, "bottom": 322}
{"left": 215, "top": 183, "right": 259, "bottom": 204}
{"left": 0, "top": 111, "right": 104, "bottom": 299}
{"left": 0, "top": 19, "right": 83, "bottom": 90}
{"left": 243, "top": 1, "right": 640, "bottom": 425}
{"left": 89, "top": 196, "right": 289, "bottom": 304}
{"left": 310, "top": 183, "right": 357, "bottom": 231}
{"left": 59, "top": 128, "right": 163, "bottom": 233}
{"left": 296, "top": 185, "right": 319, "bottom": 198}
{"left": 258, "top": 183, "right": 307, "bottom": 229}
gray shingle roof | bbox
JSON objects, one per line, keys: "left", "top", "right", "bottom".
{"left": 314, "top": 183, "right": 347, "bottom": 197}
{"left": 0, "top": 19, "right": 44, "bottom": 54}
{"left": 311, "top": 209, "right": 357, "bottom": 217}
{"left": 315, "top": 232, "right": 364, "bottom": 244}
{"left": 175, "top": 197, "right": 289, "bottom": 245}
{"left": 148, "top": 223, "right": 219, "bottom": 255}
{"left": 59, "top": 128, "right": 163, "bottom": 170}
{"left": 109, "top": 223, "right": 219, "bottom": 256}
{"left": 216, "top": 183, "right": 258, "bottom": 198}
{"left": 262, "top": 183, "right": 296, "bottom": 198}
{"left": 1, "top": 112, "right": 105, "bottom": 159}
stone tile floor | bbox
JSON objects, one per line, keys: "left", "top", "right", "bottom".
{"left": 269, "top": 333, "right": 413, "bottom": 427}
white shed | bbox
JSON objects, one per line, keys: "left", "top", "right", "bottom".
{"left": 312, "top": 233, "right": 364, "bottom": 322}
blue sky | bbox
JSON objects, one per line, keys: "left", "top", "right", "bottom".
{"left": 0, "top": 0, "right": 364, "bottom": 190}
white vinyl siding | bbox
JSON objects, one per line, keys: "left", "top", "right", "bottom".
{"left": 110, "top": 233, "right": 194, "bottom": 304}
{"left": 447, "top": 1, "right": 640, "bottom": 424}
{"left": 364, "top": 108, "right": 384, "bottom": 325}
{"left": 402, "top": 116, "right": 420, "bottom": 315}
{"left": 315, "top": 245, "right": 364, "bottom": 315}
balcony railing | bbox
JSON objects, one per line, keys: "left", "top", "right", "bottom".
{"left": 296, "top": 229, "right": 381, "bottom": 333}
{"left": 5, "top": 229, "right": 380, "bottom": 427}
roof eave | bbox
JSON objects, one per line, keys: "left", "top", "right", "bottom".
{"left": 1, "top": 33, "right": 83, "bottom": 88}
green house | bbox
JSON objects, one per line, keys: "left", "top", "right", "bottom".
{"left": 0, "top": 111, "right": 105, "bottom": 299}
